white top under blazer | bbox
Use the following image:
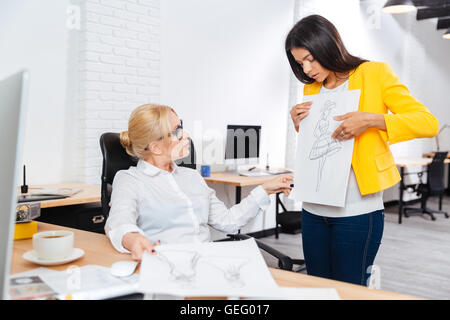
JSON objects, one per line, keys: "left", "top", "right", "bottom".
{"left": 302, "top": 80, "right": 384, "bottom": 217}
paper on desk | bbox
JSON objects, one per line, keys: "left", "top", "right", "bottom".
{"left": 39, "top": 265, "right": 139, "bottom": 300}
{"left": 31, "top": 188, "right": 82, "bottom": 197}
{"left": 10, "top": 267, "right": 61, "bottom": 278}
{"left": 246, "top": 287, "right": 340, "bottom": 300}
{"left": 139, "top": 238, "right": 282, "bottom": 298}
{"left": 9, "top": 268, "right": 61, "bottom": 300}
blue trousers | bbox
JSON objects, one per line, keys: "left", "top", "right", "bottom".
{"left": 301, "top": 209, "right": 384, "bottom": 286}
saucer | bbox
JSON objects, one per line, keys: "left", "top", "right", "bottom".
{"left": 22, "top": 248, "right": 85, "bottom": 266}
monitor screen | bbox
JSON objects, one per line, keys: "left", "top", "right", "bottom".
{"left": 225, "top": 125, "right": 261, "bottom": 160}
{"left": 0, "top": 70, "right": 29, "bottom": 299}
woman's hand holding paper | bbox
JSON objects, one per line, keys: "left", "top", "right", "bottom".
{"left": 261, "top": 174, "right": 294, "bottom": 196}
{"left": 122, "top": 232, "right": 159, "bottom": 261}
{"left": 332, "top": 111, "right": 386, "bottom": 141}
{"left": 290, "top": 101, "right": 313, "bottom": 132}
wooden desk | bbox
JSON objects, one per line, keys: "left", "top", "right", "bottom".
{"left": 22, "top": 182, "right": 101, "bottom": 208}
{"left": 204, "top": 171, "right": 289, "bottom": 203}
{"left": 423, "top": 152, "right": 450, "bottom": 159}
{"left": 396, "top": 157, "right": 450, "bottom": 168}
{"left": 20, "top": 183, "right": 102, "bottom": 233}
{"left": 395, "top": 158, "right": 450, "bottom": 224}
{"left": 11, "top": 222, "right": 419, "bottom": 300}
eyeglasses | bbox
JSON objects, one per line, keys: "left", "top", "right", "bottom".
{"left": 144, "top": 119, "right": 183, "bottom": 151}
{"left": 168, "top": 119, "right": 183, "bottom": 141}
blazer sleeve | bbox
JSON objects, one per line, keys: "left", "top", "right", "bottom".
{"left": 380, "top": 62, "right": 439, "bottom": 145}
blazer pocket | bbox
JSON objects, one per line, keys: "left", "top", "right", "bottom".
{"left": 375, "top": 150, "right": 395, "bottom": 172}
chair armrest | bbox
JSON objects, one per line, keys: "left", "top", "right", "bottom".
{"left": 226, "top": 233, "right": 293, "bottom": 271}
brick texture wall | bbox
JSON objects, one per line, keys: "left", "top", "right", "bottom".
{"left": 75, "top": 0, "right": 161, "bottom": 185}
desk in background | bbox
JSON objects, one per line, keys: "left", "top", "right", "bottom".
{"left": 204, "top": 171, "right": 294, "bottom": 236}
{"left": 11, "top": 222, "right": 420, "bottom": 300}
{"left": 21, "top": 183, "right": 103, "bottom": 233}
{"left": 395, "top": 157, "right": 450, "bottom": 224}
{"left": 422, "top": 152, "right": 450, "bottom": 159}
{"left": 203, "top": 172, "right": 278, "bottom": 204}
{"left": 23, "top": 182, "right": 101, "bottom": 208}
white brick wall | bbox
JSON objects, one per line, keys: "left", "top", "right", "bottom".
{"left": 75, "top": 0, "right": 161, "bottom": 185}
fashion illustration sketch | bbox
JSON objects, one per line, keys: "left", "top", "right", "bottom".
{"left": 309, "top": 100, "right": 342, "bottom": 192}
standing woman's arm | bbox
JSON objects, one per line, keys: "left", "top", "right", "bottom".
{"left": 380, "top": 62, "right": 439, "bottom": 145}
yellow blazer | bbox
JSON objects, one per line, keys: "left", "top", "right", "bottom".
{"left": 303, "top": 61, "right": 439, "bottom": 195}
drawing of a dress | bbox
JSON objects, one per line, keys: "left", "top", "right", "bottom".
{"left": 309, "top": 100, "right": 342, "bottom": 192}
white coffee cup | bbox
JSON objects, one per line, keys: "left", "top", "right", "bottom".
{"left": 32, "top": 230, "right": 74, "bottom": 260}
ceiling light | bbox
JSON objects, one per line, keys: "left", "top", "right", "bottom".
{"left": 382, "top": 0, "right": 416, "bottom": 14}
{"left": 444, "top": 28, "right": 450, "bottom": 39}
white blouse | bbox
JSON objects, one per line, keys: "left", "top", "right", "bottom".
{"left": 302, "top": 80, "right": 384, "bottom": 217}
{"left": 104, "top": 160, "right": 271, "bottom": 253}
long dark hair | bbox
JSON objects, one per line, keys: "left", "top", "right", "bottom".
{"left": 285, "top": 15, "right": 367, "bottom": 84}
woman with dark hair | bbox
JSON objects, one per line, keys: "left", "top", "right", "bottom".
{"left": 285, "top": 15, "right": 438, "bottom": 286}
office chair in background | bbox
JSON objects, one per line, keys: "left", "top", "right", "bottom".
{"left": 403, "top": 151, "right": 449, "bottom": 221}
{"left": 272, "top": 193, "right": 305, "bottom": 272}
{"left": 275, "top": 193, "right": 302, "bottom": 238}
{"left": 99, "top": 132, "right": 305, "bottom": 271}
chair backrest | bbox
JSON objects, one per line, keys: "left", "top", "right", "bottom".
{"left": 428, "top": 151, "right": 448, "bottom": 193}
{"left": 99, "top": 132, "right": 196, "bottom": 217}
{"left": 99, "top": 133, "right": 138, "bottom": 217}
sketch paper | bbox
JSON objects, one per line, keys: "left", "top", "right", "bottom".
{"left": 139, "top": 238, "right": 281, "bottom": 298}
{"left": 291, "top": 90, "right": 360, "bottom": 207}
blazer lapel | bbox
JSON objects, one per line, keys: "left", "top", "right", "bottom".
{"left": 348, "top": 65, "right": 364, "bottom": 111}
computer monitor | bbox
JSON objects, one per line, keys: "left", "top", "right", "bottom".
{"left": 0, "top": 70, "right": 29, "bottom": 299}
{"left": 224, "top": 125, "right": 261, "bottom": 169}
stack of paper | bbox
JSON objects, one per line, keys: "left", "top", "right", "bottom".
{"left": 9, "top": 265, "right": 138, "bottom": 300}
{"left": 31, "top": 188, "right": 82, "bottom": 197}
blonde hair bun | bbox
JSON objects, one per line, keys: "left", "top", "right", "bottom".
{"left": 120, "top": 131, "right": 134, "bottom": 156}
{"left": 121, "top": 104, "right": 177, "bottom": 159}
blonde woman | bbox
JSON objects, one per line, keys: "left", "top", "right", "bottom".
{"left": 104, "top": 104, "right": 293, "bottom": 260}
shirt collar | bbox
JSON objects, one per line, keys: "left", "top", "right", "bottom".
{"left": 305, "top": 64, "right": 362, "bottom": 95}
{"left": 137, "top": 159, "right": 179, "bottom": 176}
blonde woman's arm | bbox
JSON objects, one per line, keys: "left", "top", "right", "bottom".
{"left": 205, "top": 174, "right": 293, "bottom": 234}
{"left": 105, "top": 171, "right": 154, "bottom": 257}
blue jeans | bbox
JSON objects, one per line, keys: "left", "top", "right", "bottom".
{"left": 301, "top": 209, "right": 384, "bottom": 286}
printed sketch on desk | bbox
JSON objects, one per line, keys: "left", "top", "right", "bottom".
{"left": 200, "top": 256, "right": 250, "bottom": 288}
{"left": 291, "top": 90, "right": 360, "bottom": 207}
{"left": 154, "top": 251, "right": 249, "bottom": 288}
{"left": 139, "top": 239, "right": 281, "bottom": 298}
{"left": 155, "top": 250, "right": 201, "bottom": 287}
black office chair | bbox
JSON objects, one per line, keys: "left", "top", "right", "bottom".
{"left": 272, "top": 193, "right": 305, "bottom": 272}
{"left": 403, "top": 151, "right": 449, "bottom": 221}
{"left": 275, "top": 193, "right": 302, "bottom": 238}
{"left": 99, "top": 132, "right": 138, "bottom": 218}
{"left": 99, "top": 132, "right": 303, "bottom": 271}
